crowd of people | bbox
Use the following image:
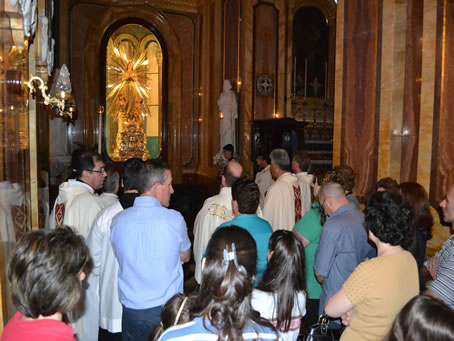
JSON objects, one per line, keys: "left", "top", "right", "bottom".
{"left": 3, "top": 146, "right": 454, "bottom": 341}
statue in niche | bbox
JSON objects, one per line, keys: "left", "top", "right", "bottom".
{"left": 217, "top": 80, "right": 238, "bottom": 150}
{"left": 107, "top": 47, "right": 150, "bottom": 161}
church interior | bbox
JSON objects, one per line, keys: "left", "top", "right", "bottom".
{"left": 1, "top": 0, "right": 454, "bottom": 331}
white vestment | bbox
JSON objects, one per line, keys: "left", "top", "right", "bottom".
{"left": 0, "top": 181, "right": 29, "bottom": 320}
{"left": 99, "top": 192, "right": 119, "bottom": 207}
{"left": 263, "top": 173, "right": 311, "bottom": 231}
{"left": 49, "top": 179, "right": 104, "bottom": 237}
{"left": 295, "top": 172, "right": 313, "bottom": 215}
{"left": 193, "top": 187, "right": 234, "bottom": 284}
{"left": 86, "top": 201, "right": 123, "bottom": 334}
{"left": 49, "top": 179, "right": 105, "bottom": 341}
{"left": 255, "top": 165, "right": 274, "bottom": 209}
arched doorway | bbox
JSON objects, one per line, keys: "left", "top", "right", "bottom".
{"left": 104, "top": 23, "right": 163, "bottom": 161}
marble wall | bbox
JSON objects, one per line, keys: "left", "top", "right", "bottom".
{"left": 334, "top": 0, "right": 454, "bottom": 203}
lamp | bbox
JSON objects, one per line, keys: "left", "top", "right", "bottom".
{"left": 26, "top": 64, "right": 76, "bottom": 119}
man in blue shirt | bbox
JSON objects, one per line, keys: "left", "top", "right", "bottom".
{"left": 217, "top": 177, "right": 273, "bottom": 281}
{"left": 110, "top": 160, "right": 191, "bottom": 341}
{"left": 314, "top": 182, "right": 374, "bottom": 326}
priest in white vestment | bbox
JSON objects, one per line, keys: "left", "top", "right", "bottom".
{"left": 193, "top": 160, "right": 243, "bottom": 284}
{"left": 263, "top": 149, "right": 311, "bottom": 231}
{"left": 255, "top": 155, "right": 274, "bottom": 209}
{"left": 292, "top": 150, "right": 313, "bottom": 214}
{"left": 86, "top": 158, "right": 143, "bottom": 338}
{"left": 49, "top": 152, "right": 107, "bottom": 341}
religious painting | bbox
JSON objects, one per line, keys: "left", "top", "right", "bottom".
{"left": 105, "top": 24, "right": 162, "bottom": 161}
{"left": 292, "top": 7, "right": 329, "bottom": 100}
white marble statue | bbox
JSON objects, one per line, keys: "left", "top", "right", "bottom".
{"left": 10, "top": 0, "right": 37, "bottom": 37}
{"left": 40, "top": 9, "right": 48, "bottom": 63}
{"left": 217, "top": 80, "right": 238, "bottom": 149}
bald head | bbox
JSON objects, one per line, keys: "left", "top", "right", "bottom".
{"left": 222, "top": 161, "right": 243, "bottom": 187}
{"left": 319, "top": 182, "right": 349, "bottom": 216}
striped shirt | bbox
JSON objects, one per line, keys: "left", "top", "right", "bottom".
{"left": 158, "top": 317, "right": 282, "bottom": 341}
{"left": 251, "top": 289, "right": 306, "bottom": 341}
{"left": 428, "top": 235, "right": 454, "bottom": 309}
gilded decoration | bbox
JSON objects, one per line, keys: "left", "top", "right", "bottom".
{"left": 106, "top": 24, "right": 162, "bottom": 161}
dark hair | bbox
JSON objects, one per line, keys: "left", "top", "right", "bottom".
{"left": 103, "top": 169, "right": 120, "bottom": 193}
{"left": 232, "top": 178, "right": 260, "bottom": 214}
{"left": 137, "top": 160, "right": 169, "bottom": 194}
{"left": 365, "top": 191, "right": 415, "bottom": 249}
{"left": 191, "top": 226, "right": 277, "bottom": 340}
{"left": 386, "top": 295, "right": 454, "bottom": 341}
{"left": 8, "top": 226, "right": 92, "bottom": 318}
{"left": 399, "top": 182, "right": 433, "bottom": 240}
{"left": 223, "top": 144, "right": 234, "bottom": 153}
{"left": 73, "top": 151, "right": 102, "bottom": 179}
{"left": 122, "top": 158, "right": 144, "bottom": 191}
{"left": 256, "top": 155, "right": 270, "bottom": 164}
{"left": 376, "top": 177, "right": 399, "bottom": 192}
{"left": 257, "top": 230, "right": 306, "bottom": 332}
{"left": 68, "top": 148, "right": 86, "bottom": 179}
{"left": 222, "top": 162, "right": 242, "bottom": 187}
{"left": 149, "top": 294, "right": 192, "bottom": 341}
{"left": 334, "top": 165, "right": 355, "bottom": 192}
{"left": 293, "top": 150, "right": 311, "bottom": 172}
{"left": 270, "top": 149, "right": 291, "bottom": 172}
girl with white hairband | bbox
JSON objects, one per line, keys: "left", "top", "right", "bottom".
{"left": 158, "top": 226, "right": 282, "bottom": 341}
{"left": 149, "top": 294, "right": 191, "bottom": 341}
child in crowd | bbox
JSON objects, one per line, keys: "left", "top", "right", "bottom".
{"left": 252, "top": 230, "right": 307, "bottom": 341}
{"left": 149, "top": 294, "right": 191, "bottom": 341}
{"left": 158, "top": 226, "right": 281, "bottom": 340}
{"left": 2, "top": 226, "right": 92, "bottom": 341}
{"left": 386, "top": 295, "right": 454, "bottom": 341}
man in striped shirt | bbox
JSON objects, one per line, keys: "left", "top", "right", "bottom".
{"left": 425, "top": 184, "right": 454, "bottom": 309}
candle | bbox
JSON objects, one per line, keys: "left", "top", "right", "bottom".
{"left": 304, "top": 58, "right": 307, "bottom": 100}
{"left": 293, "top": 55, "right": 296, "bottom": 99}
{"left": 97, "top": 106, "right": 104, "bottom": 154}
{"left": 324, "top": 61, "right": 328, "bottom": 101}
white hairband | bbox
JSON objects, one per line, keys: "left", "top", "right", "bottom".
{"left": 174, "top": 296, "right": 188, "bottom": 325}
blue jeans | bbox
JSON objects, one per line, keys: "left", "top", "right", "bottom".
{"left": 121, "top": 305, "right": 163, "bottom": 341}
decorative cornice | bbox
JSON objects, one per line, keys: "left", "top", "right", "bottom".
{"left": 68, "top": 0, "right": 202, "bottom": 14}
{"left": 143, "top": 0, "right": 201, "bottom": 13}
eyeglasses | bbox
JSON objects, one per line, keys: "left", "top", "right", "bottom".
{"left": 88, "top": 168, "right": 105, "bottom": 174}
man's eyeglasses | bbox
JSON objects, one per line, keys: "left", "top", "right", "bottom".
{"left": 88, "top": 168, "right": 105, "bottom": 174}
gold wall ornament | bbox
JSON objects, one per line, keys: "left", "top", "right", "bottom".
{"left": 25, "top": 64, "right": 76, "bottom": 119}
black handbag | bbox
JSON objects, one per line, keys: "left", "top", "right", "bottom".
{"left": 301, "top": 315, "right": 341, "bottom": 341}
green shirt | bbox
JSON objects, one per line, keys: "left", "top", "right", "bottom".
{"left": 293, "top": 203, "right": 323, "bottom": 299}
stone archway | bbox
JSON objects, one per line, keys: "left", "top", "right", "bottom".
{"left": 83, "top": 2, "right": 184, "bottom": 182}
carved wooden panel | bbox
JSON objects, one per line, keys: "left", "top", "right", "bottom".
{"left": 253, "top": 2, "right": 278, "bottom": 120}
{"left": 165, "top": 13, "right": 197, "bottom": 168}
{"left": 224, "top": 0, "right": 240, "bottom": 84}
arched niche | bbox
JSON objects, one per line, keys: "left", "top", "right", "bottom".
{"left": 293, "top": 7, "right": 329, "bottom": 100}
{"left": 83, "top": 3, "right": 184, "bottom": 181}
{"left": 104, "top": 23, "right": 163, "bottom": 161}
{"left": 287, "top": 0, "right": 336, "bottom": 117}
